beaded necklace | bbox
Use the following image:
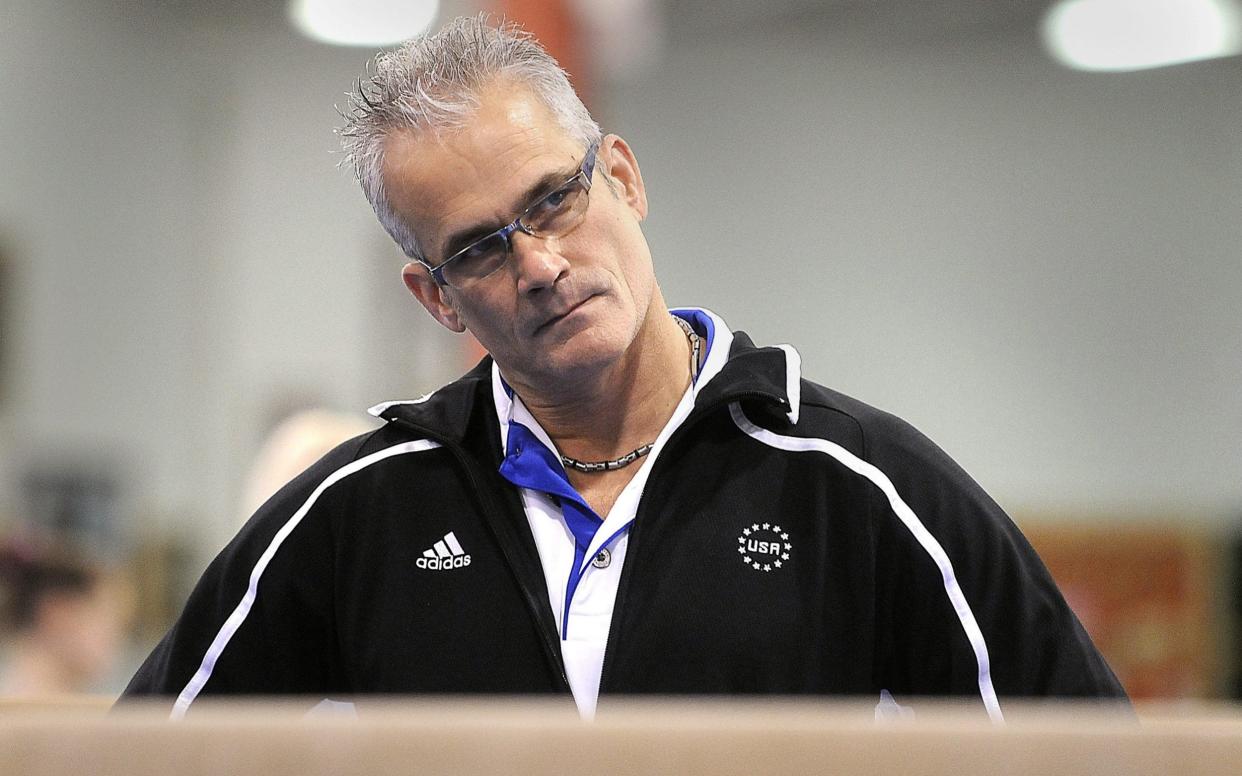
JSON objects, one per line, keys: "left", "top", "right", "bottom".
{"left": 559, "top": 316, "right": 700, "bottom": 474}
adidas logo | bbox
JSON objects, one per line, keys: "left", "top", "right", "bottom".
{"left": 416, "top": 531, "right": 472, "bottom": 571}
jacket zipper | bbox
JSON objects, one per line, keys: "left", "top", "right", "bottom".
{"left": 596, "top": 390, "right": 787, "bottom": 695}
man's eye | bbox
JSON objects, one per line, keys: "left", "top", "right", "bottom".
{"left": 461, "top": 241, "right": 492, "bottom": 259}
{"left": 535, "top": 186, "right": 572, "bottom": 213}
{"left": 462, "top": 233, "right": 504, "bottom": 258}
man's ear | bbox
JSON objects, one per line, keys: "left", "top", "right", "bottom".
{"left": 600, "top": 134, "right": 648, "bottom": 221}
{"left": 402, "top": 262, "right": 466, "bottom": 333}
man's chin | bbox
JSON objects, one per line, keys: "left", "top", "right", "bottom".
{"left": 520, "top": 339, "right": 627, "bottom": 389}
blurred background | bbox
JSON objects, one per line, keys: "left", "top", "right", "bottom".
{"left": 0, "top": 0, "right": 1239, "bottom": 700}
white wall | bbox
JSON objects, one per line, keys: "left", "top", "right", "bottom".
{"left": 606, "top": 17, "right": 1242, "bottom": 520}
{"left": 0, "top": 1, "right": 462, "bottom": 555}
{"left": 0, "top": 1, "right": 203, "bottom": 537}
{"left": 1, "top": 2, "right": 1239, "bottom": 566}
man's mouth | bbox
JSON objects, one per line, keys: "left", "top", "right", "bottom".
{"left": 534, "top": 294, "right": 597, "bottom": 335}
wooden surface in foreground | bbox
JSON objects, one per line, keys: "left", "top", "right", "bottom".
{"left": 2, "top": 698, "right": 1240, "bottom": 775}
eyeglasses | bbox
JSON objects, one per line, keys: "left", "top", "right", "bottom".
{"left": 418, "top": 141, "right": 600, "bottom": 288}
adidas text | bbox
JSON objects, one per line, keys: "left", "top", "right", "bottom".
{"left": 416, "top": 555, "right": 472, "bottom": 570}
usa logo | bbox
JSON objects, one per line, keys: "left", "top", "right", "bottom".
{"left": 737, "top": 523, "right": 791, "bottom": 573}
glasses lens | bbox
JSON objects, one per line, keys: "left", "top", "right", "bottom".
{"left": 442, "top": 232, "right": 509, "bottom": 286}
{"left": 524, "top": 177, "right": 588, "bottom": 237}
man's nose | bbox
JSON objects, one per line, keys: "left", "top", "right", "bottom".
{"left": 510, "top": 231, "right": 569, "bottom": 294}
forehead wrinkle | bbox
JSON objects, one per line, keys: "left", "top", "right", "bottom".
{"left": 431, "top": 133, "right": 578, "bottom": 257}
{"left": 383, "top": 87, "right": 581, "bottom": 260}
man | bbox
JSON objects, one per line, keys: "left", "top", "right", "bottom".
{"left": 123, "top": 15, "right": 1124, "bottom": 719}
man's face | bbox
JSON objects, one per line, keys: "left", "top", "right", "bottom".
{"left": 384, "top": 83, "right": 655, "bottom": 392}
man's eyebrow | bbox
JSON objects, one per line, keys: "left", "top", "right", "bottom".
{"left": 438, "top": 164, "right": 578, "bottom": 260}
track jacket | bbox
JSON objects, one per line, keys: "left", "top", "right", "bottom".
{"left": 123, "top": 326, "right": 1125, "bottom": 718}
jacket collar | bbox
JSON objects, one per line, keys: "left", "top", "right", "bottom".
{"left": 368, "top": 308, "right": 802, "bottom": 443}
{"left": 368, "top": 357, "right": 493, "bottom": 445}
{"left": 696, "top": 330, "right": 801, "bottom": 425}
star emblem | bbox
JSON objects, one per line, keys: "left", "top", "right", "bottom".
{"left": 736, "top": 523, "right": 792, "bottom": 573}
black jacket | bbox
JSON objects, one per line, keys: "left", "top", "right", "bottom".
{"left": 123, "top": 330, "right": 1125, "bottom": 717}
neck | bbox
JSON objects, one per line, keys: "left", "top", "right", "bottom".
{"left": 506, "top": 307, "right": 694, "bottom": 463}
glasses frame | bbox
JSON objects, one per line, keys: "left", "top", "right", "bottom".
{"left": 418, "top": 140, "right": 600, "bottom": 288}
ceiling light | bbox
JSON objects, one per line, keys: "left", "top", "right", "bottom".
{"left": 289, "top": 0, "right": 440, "bottom": 47}
{"left": 1042, "top": 0, "right": 1242, "bottom": 71}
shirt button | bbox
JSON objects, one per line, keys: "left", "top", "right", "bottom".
{"left": 591, "top": 548, "right": 611, "bottom": 569}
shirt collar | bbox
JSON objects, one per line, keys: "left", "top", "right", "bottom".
{"left": 492, "top": 306, "right": 731, "bottom": 450}
{"left": 370, "top": 306, "right": 802, "bottom": 446}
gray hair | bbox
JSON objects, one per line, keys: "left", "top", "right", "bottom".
{"left": 338, "top": 14, "right": 602, "bottom": 260}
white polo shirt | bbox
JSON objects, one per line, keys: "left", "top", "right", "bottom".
{"left": 490, "top": 308, "right": 731, "bottom": 718}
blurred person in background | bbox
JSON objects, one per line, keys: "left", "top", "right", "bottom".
{"left": 0, "top": 535, "right": 132, "bottom": 697}
{"left": 123, "top": 15, "right": 1125, "bottom": 719}
{"left": 239, "top": 408, "right": 378, "bottom": 520}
